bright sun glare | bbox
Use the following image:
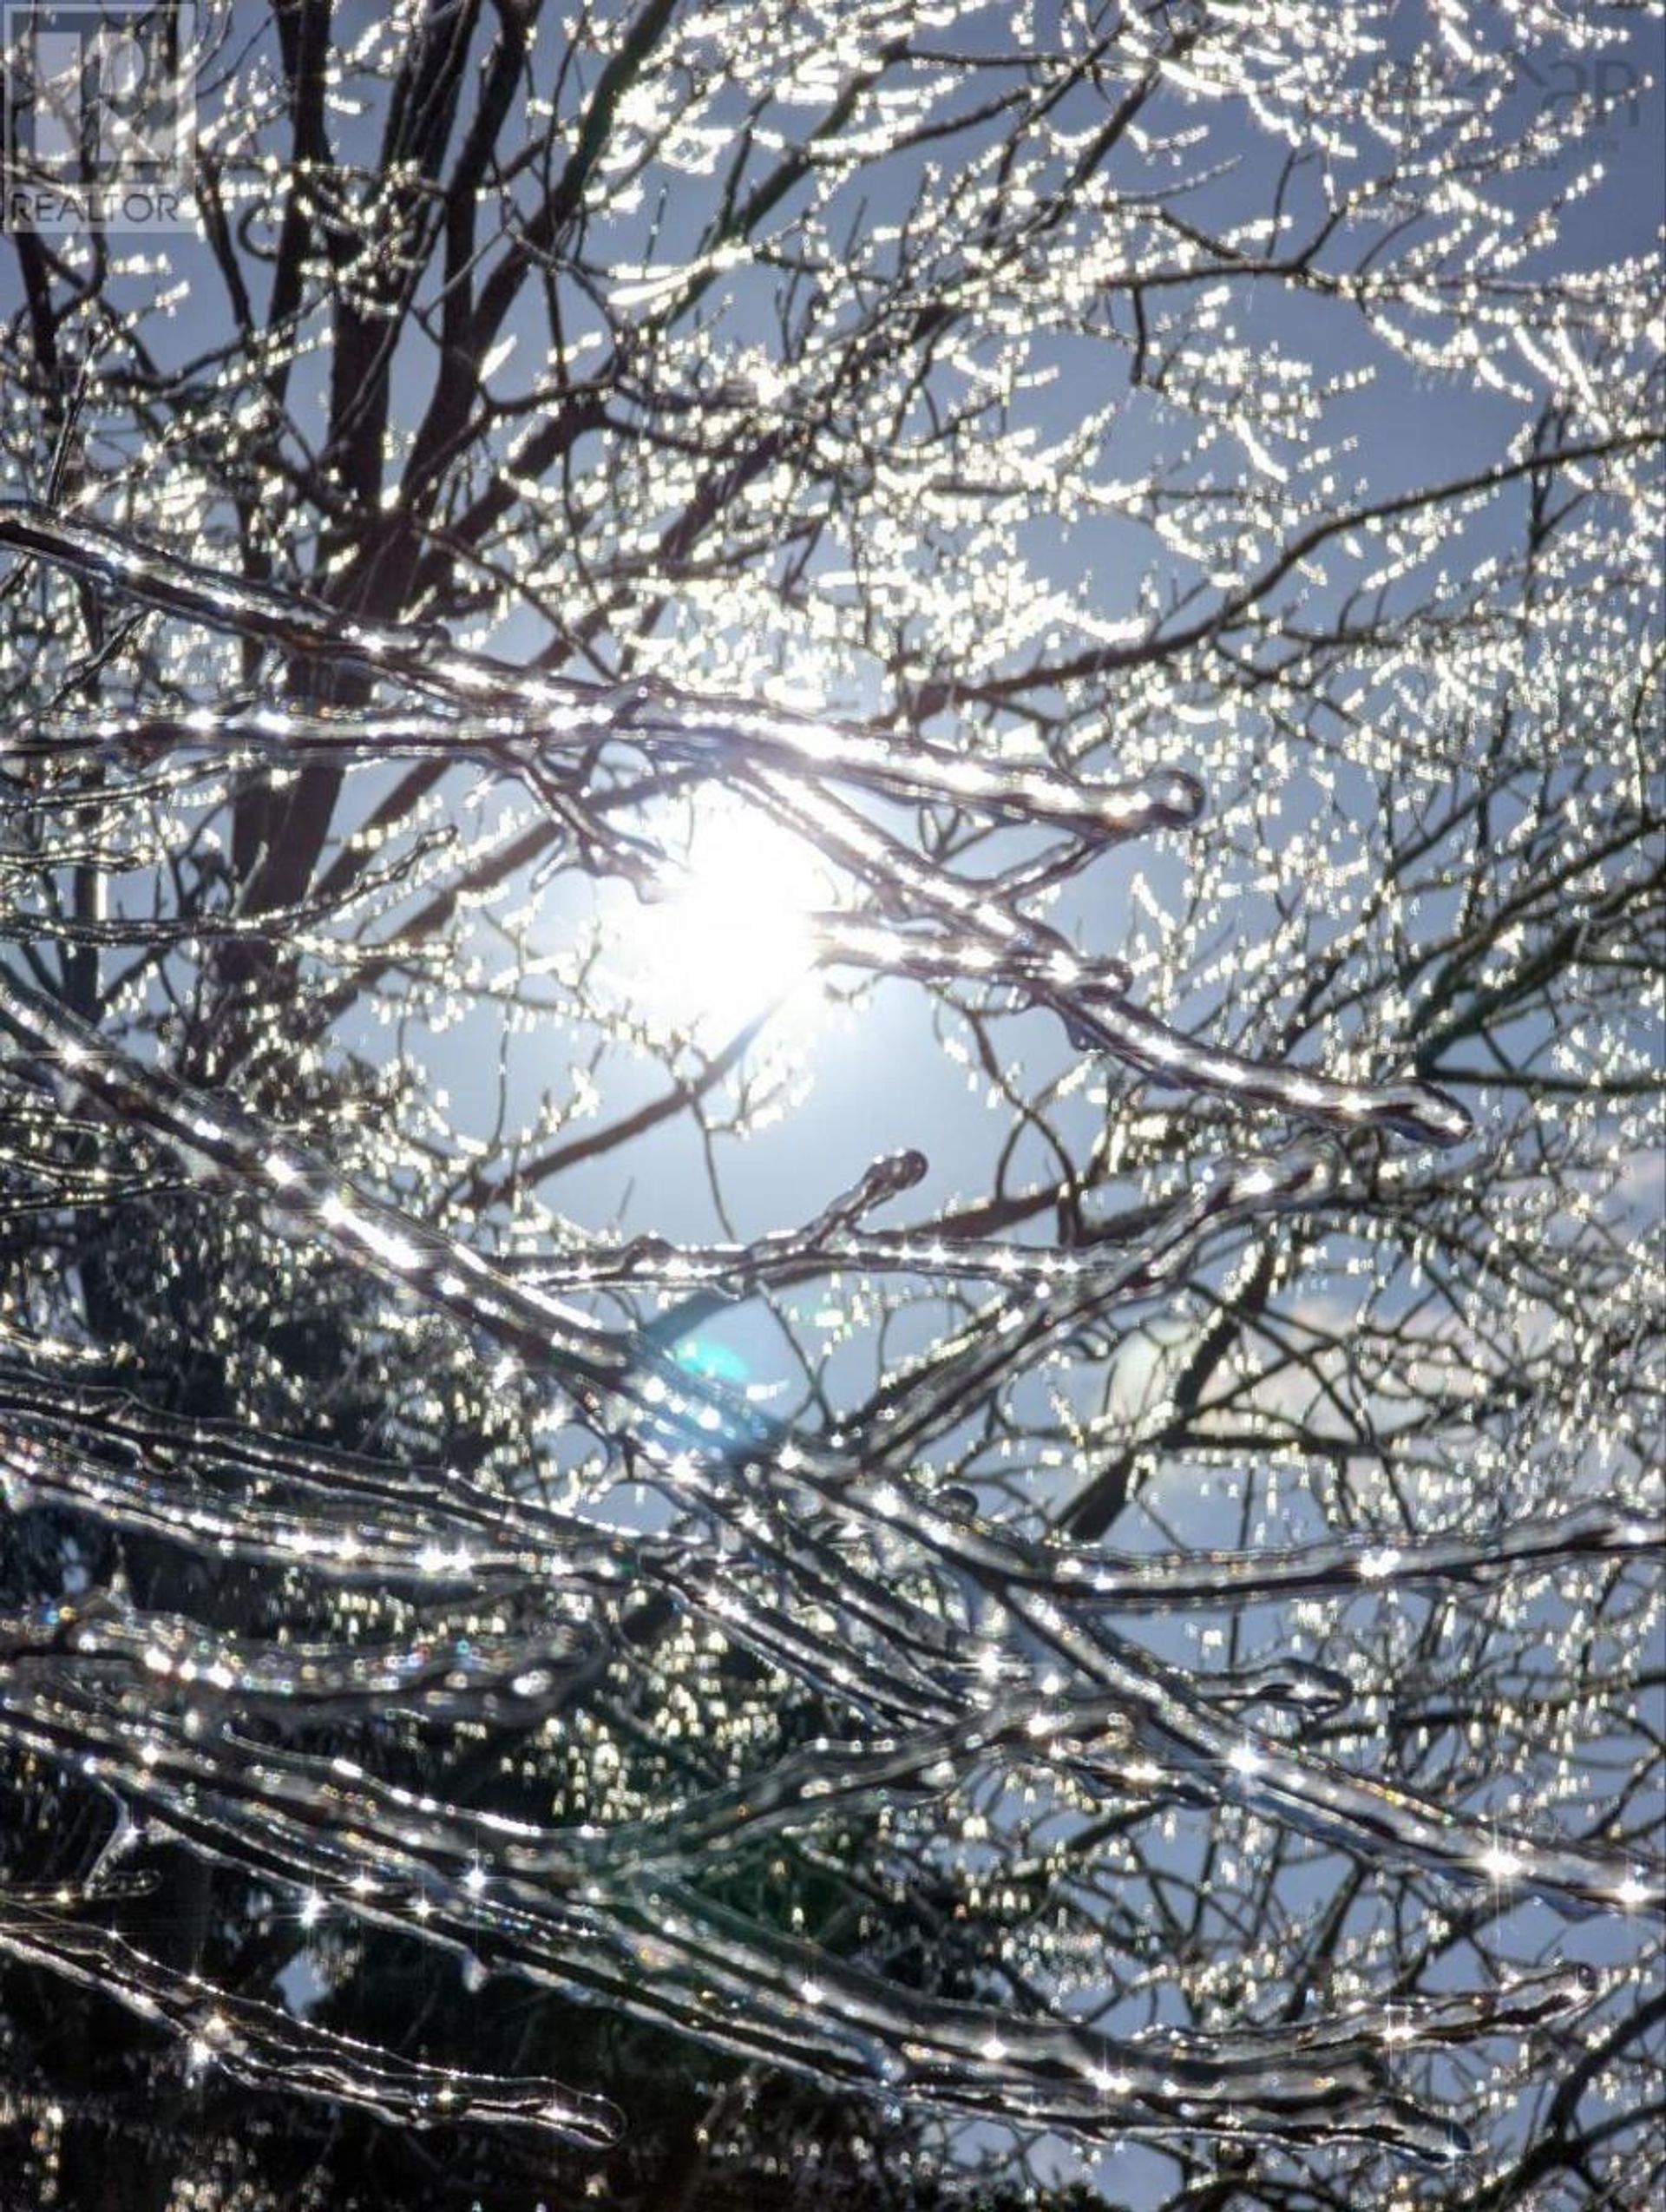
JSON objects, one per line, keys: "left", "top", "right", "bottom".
{"left": 613, "top": 802, "right": 828, "bottom": 1040}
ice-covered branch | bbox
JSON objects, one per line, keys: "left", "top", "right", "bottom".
{"left": 0, "top": 503, "right": 1470, "bottom": 1145}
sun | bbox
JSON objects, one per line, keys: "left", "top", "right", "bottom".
{"left": 612, "top": 799, "right": 830, "bottom": 1041}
